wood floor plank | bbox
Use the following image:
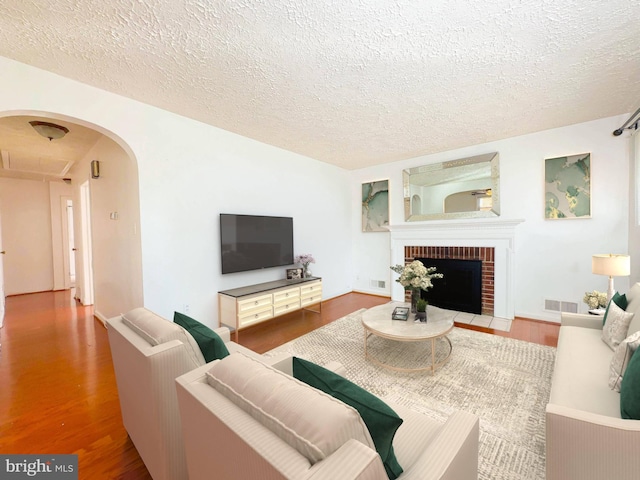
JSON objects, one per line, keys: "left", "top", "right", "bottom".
{"left": 0, "top": 290, "right": 559, "bottom": 478}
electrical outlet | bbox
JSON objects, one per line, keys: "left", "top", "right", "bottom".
{"left": 183, "top": 304, "right": 190, "bottom": 313}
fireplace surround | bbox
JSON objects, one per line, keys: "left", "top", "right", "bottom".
{"left": 390, "top": 219, "right": 523, "bottom": 319}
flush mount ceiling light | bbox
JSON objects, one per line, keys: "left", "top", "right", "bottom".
{"left": 29, "top": 121, "right": 69, "bottom": 141}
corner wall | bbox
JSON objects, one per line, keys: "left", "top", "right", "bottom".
{"left": 352, "top": 115, "right": 631, "bottom": 322}
{"left": 0, "top": 56, "right": 353, "bottom": 327}
{"left": 629, "top": 130, "right": 640, "bottom": 283}
{"left": 69, "top": 135, "right": 144, "bottom": 320}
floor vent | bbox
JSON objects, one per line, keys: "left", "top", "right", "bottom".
{"left": 370, "top": 280, "right": 386, "bottom": 289}
{"left": 544, "top": 299, "right": 578, "bottom": 313}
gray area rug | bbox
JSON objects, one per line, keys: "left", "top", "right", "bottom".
{"left": 265, "top": 308, "right": 556, "bottom": 480}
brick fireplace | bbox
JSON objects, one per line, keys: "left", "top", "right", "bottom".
{"left": 404, "top": 246, "right": 495, "bottom": 315}
{"left": 389, "top": 219, "right": 523, "bottom": 319}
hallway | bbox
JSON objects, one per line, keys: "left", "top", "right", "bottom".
{"left": 0, "top": 290, "right": 150, "bottom": 479}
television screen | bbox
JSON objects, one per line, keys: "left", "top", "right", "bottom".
{"left": 220, "top": 214, "right": 294, "bottom": 274}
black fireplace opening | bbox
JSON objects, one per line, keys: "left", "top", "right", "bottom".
{"left": 416, "top": 257, "right": 482, "bottom": 315}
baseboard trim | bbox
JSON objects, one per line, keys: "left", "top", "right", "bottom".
{"left": 93, "top": 310, "right": 108, "bottom": 328}
{"left": 515, "top": 310, "right": 561, "bottom": 324}
{"left": 352, "top": 289, "right": 390, "bottom": 298}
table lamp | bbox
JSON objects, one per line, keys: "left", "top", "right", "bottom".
{"left": 592, "top": 254, "right": 631, "bottom": 301}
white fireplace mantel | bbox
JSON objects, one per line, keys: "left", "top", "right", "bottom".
{"left": 389, "top": 219, "right": 524, "bottom": 319}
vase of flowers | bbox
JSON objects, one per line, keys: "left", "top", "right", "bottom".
{"left": 583, "top": 290, "right": 608, "bottom": 310}
{"left": 390, "top": 260, "right": 443, "bottom": 313}
{"left": 295, "top": 254, "right": 315, "bottom": 278}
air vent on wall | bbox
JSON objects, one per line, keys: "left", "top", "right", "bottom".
{"left": 544, "top": 299, "right": 578, "bottom": 313}
{"left": 370, "top": 280, "right": 386, "bottom": 289}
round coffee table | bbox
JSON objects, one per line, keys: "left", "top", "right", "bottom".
{"left": 361, "top": 302, "right": 454, "bottom": 374}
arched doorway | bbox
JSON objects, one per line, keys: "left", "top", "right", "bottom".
{"left": 0, "top": 111, "right": 143, "bottom": 322}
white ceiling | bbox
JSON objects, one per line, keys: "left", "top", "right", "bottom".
{"left": 0, "top": 0, "right": 638, "bottom": 170}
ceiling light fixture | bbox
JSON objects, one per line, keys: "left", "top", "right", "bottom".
{"left": 29, "top": 121, "right": 69, "bottom": 141}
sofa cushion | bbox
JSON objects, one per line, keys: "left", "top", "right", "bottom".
{"left": 620, "top": 347, "right": 640, "bottom": 419}
{"left": 609, "top": 330, "right": 640, "bottom": 392}
{"left": 173, "top": 311, "right": 229, "bottom": 362}
{"left": 206, "top": 352, "right": 374, "bottom": 464}
{"left": 121, "top": 307, "right": 205, "bottom": 366}
{"left": 603, "top": 292, "right": 628, "bottom": 326}
{"left": 625, "top": 282, "right": 640, "bottom": 335}
{"left": 550, "top": 326, "right": 621, "bottom": 417}
{"left": 602, "top": 301, "right": 635, "bottom": 350}
{"left": 292, "top": 357, "right": 404, "bottom": 480}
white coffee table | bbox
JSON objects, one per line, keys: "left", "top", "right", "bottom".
{"left": 361, "top": 302, "right": 455, "bottom": 374}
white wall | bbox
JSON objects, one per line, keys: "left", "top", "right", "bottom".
{"left": 0, "top": 178, "right": 55, "bottom": 294}
{"left": 69, "top": 136, "right": 144, "bottom": 321}
{"left": 352, "top": 115, "right": 632, "bottom": 321}
{"left": 629, "top": 130, "right": 640, "bottom": 284}
{"left": 0, "top": 56, "right": 353, "bottom": 328}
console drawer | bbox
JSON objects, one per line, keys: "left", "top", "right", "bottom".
{"left": 301, "top": 282, "right": 322, "bottom": 299}
{"left": 301, "top": 294, "right": 322, "bottom": 307}
{"left": 237, "top": 293, "right": 272, "bottom": 314}
{"left": 238, "top": 305, "right": 273, "bottom": 328}
{"left": 273, "top": 299, "right": 301, "bottom": 316}
{"left": 273, "top": 287, "right": 300, "bottom": 305}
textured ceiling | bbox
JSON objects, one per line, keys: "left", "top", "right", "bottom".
{"left": 0, "top": 0, "right": 639, "bottom": 170}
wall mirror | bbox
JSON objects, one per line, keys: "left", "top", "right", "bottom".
{"left": 403, "top": 152, "right": 500, "bottom": 221}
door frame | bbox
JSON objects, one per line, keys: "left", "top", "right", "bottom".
{"left": 78, "top": 181, "right": 94, "bottom": 306}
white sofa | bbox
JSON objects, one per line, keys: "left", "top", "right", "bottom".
{"left": 176, "top": 352, "right": 480, "bottom": 480}
{"left": 546, "top": 282, "right": 640, "bottom": 480}
{"left": 106, "top": 307, "right": 279, "bottom": 480}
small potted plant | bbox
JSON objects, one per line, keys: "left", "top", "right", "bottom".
{"left": 416, "top": 298, "right": 428, "bottom": 322}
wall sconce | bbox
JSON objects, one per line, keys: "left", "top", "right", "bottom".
{"left": 29, "top": 121, "right": 69, "bottom": 141}
{"left": 91, "top": 160, "right": 100, "bottom": 179}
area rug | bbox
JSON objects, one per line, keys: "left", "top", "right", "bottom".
{"left": 265, "top": 308, "right": 556, "bottom": 480}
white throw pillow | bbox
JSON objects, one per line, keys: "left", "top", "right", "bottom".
{"left": 206, "top": 352, "right": 374, "bottom": 464}
{"left": 121, "top": 307, "right": 205, "bottom": 366}
{"left": 602, "top": 301, "right": 635, "bottom": 350}
{"left": 609, "top": 330, "right": 640, "bottom": 392}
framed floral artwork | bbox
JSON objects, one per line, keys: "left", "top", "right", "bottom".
{"left": 544, "top": 153, "right": 591, "bottom": 219}
{"left": 362, "top": 180, "right": 389, "bottom": 231}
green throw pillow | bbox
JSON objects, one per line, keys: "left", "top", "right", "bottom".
{"left": 620, "top": 347, "right": 640, "bottom": 419}
{"left": 604, "top": 292, "right": 628, "bottom": 326}
{"left": 174, "top": 311, "right": 229, "bottom": 362}
{"left": 292, "top": 357, "right": 403, "bottom": 480}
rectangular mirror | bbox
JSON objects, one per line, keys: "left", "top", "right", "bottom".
{"left": 403, "top": 152, "right": 500, "bottom": 221}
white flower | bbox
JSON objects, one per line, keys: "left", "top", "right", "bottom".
{"left": 583, "top": 290, "right": 607, "bottom": 309}
{"left": 390, "top": 260, "right": 443, "bottom": 290}
{"left": 295, "top": 254, "right": 315, "bottom": 267}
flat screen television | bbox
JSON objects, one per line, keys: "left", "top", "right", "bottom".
{"left": 220, "top": 214, "right": 294, "bottom": 274}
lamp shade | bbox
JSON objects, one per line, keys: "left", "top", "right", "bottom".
{"left": 592, "top": 254, "right": 631, "bottom": 277}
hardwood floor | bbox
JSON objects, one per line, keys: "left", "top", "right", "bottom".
{"left": 0, "top": 290, "right": 559, "bottom": 479}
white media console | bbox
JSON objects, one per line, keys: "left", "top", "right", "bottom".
{"left": 218, "top": 277, "right": 322, "bottom": 340}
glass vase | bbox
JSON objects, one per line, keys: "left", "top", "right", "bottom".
{"left": 410, "top": 288, "right": 421, "bottom": 314}
{"left": 303, "top": 265, "right": 311, "bottom": 278}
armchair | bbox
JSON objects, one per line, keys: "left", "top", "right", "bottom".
{"left": 176, "top": 352, "right": 479, "bottom": 480}
{"left": 106, "top": 307, "right": 280, "bottom": 480}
